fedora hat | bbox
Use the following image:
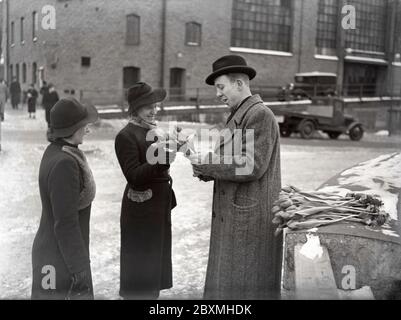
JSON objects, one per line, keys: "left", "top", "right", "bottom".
{"left": 127, "top": 82, "right": 167, "bottom": 113}
{"left": 205, "top": 55, "right": 257, "bottom": 85}
{"left": 50, "top": 98, "right": 98, "bottom": 138}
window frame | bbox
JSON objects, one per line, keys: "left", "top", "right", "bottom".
{"left": 230, "top": 0, "right": 294, "bottom": 53}
{"left": 185, "top": 21, "right": 202, "bottom": 46}
{"left": 126, "top": 13, "right": 140, "bottom": 45}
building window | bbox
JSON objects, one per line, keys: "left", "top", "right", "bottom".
{"left": 126, "top": 14, "right": 140, "bottom": 45}
{"left": 185, "top": 22, "right": 202, "bottom": 46}
{"left": 20, "top": 17, "right": 25, "bottom": 43}
{"left": 22, "top": 63, "right": 27, "bottom": 83}
{"left": 231, "top": 0, "right": 293, "bottom": 52}
{"left": 315, "top": 0, "right": 339, "bottom": 56}
{"left": 11, "top": 21, "right": 15, "bottom": 45}
{"left": 81, "top": 57, "right": 91, "bottom": 67}
{"left": 32, "top": 11, "right": 38, "bottom": 40}
{"left": 9, "top": 65, "right": 13, "bottom": 79}
{"left": 32, "top": 62, "right": 37, "bottom": 84}
{"left": 16, "top": 64, "right": 20, "bottom": 83}
{"left": 345, "top": 0, "right": 388, "bottom": 53}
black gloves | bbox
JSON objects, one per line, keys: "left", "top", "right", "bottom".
{"left": 66, "top": 269, "right": 93, "bottom": 300}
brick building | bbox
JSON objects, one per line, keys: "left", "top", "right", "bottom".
{"left": 2, "top": 0, "right": 401, "bottom": 106}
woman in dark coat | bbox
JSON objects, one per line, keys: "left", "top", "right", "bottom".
{"left": 27, "top": 84, "right": 39, "bottom": 119}
{"left": 115, "top": 82, "right": 177, "bottom": 300}
{"left": 31, "top": 98, "right": 98, "bottom": 300}
{"left": 42, "top": 83, "right": 60, "bottom": 127}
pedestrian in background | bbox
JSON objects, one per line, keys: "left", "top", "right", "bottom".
{"left": 115, "top": 82, "right": 177, "bottom": 300}
{"left": 27, "top": 84, "right": 39, "bottom": 119}
{"left": 192, "top": 55, "right": 283, "bottom": 300}
{"left": 0, "top": 79, "right": 7, "bottom": 122}
{"left": 31, "top": 98, "right": 98, "bottom": 300}
{"left": 9, "top": 77, "right": 21, "bottom": 110}
{"left": 42, "top": 83, "right": 60, "bottom": 127}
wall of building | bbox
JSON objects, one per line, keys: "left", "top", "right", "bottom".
{"left": 3, "top": 0, "right": 398, "bottom": 106}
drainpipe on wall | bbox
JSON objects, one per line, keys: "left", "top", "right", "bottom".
{"left": 388, "top": 0, "right": 398, "bottom": 136}
{"left": 160, "top": 0, "right": 167, "bottom": 89}
{"left": 297, "top": 0, "right": 304, "bottom": 73}
{"left": 5, "top": 0, "right": 10, "bottom": 84}
{"left": 336, "top": 0, "right": 346, "bottom": 97}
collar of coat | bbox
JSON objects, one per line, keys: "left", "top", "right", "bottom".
{"left": 227, "top": 94, "right": 263, "bottom": 128}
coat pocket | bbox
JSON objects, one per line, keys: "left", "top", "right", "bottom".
{"left": 231, "top": 196, "right": 259, "bottom": 214}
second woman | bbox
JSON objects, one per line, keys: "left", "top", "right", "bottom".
{"left": 115, "top": 82, "right": 177, "bottom": 300}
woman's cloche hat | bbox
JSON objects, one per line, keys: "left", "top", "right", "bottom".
{"left": 205, "top": 54, "right": 257, "bottom": 85}
{"left": 127, "top": 82, "right": 167, "bottom": 114}
{"left": 50, "top": 97, "right": 99, "bottom": 138}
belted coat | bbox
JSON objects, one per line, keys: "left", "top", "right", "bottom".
{"left": 199, "top": 95, "right": 283, "bottom": 300}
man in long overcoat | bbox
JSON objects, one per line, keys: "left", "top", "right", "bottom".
{"left": 9, "top": 77, "right": 21, "bottom": 110}
{"left": 192, "top": 55, "right": 283, "bottom": 300}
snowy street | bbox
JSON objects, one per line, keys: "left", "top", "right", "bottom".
{"left": 1, "top": 106, "right": 400, "bottom": 300}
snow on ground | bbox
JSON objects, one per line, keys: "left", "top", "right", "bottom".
{"left": 1, "top": 107, "right": 401, "bottom": 299}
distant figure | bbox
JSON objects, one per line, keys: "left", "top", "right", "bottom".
{"left": 40, "top": 81, "right": 49, "bottom": 97}
{"left": 0, "top": 79, "right": 8, "bottom": 121}
{"left": 9, "top": 77, "right": 21, "bottom": 110}
{"left": 42, "top": 83, "right": 60, "bottom": 127}
{"left": 27, "top": 84, "right": 39, "bottom": 119}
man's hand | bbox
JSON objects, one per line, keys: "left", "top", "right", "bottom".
{"left": 192, "top": 163, "right": 213, "bottom": 178}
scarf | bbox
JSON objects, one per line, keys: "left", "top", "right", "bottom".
{"left": 62, "top": 146, "right": 96, "bottom": 210}
{"left": 129, "top": 115, "right": 157, "bottom": 130}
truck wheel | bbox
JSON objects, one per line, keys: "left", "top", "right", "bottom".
{"left": 280, "top": 126, "right": 292, "bottom": 137}
{"left": 298, "top": 120, "right": 315, "bottom": 139}
{"left": 327, "top": 132, "right": 341, "bottom": 139}
{"left": 349, "top": 125, "right": 364, "bottom": 141}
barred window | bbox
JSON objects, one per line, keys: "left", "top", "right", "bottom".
{"left": 345, "top": 0, "right": 388, "bottom": 53}
{"left": 315, "top": 0, "right": 339, "bottom": 56}
{"left": 186, "top": 22, "right": 201, "bottom": 46}
{"left": 231, "top": 0, "right": 293, "bottom": 52}
{"left": 32, "top": 11, "right": 38, "bottom": 40}
{"left": 22, "top": 63, "right": 27, "bottom": 83}
{"left": 16, "top": 64, "right": 20, "bottom": 83}
{"left": 32, "top": 62, "right": 37, "bottom": 85}
{"left": 20, "top": 17, "right": 25, "bottom": 42}
{"left": 126, "top": 14, "right": 140, "bottom": 45}
{"left": 10, "top": 21, "right": 15, "bottom": 45}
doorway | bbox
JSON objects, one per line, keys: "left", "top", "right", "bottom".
{"left": 169, "top": 68, "right": 186, "bottom": 101}
{"left": 123, "top": 66, "right": 140, "bottom": 100}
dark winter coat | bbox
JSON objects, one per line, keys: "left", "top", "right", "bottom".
{"left": 115, "top": 123, "right": 176, "bottom": 299}
{"left": 31, "top": 140, "right": 93, "bottom": 300}
{"left": 27, "top": 88, "right": 38, "bottom": 113}
{"left": 199, "top": 95, "right": 283, "bottom": 300}
{"left": 43, "top": 91, "right": 60, "bottom": 124}
{"left": 9, "top": 81, "right": 21, "bottom": 105}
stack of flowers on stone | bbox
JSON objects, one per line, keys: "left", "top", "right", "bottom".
{"left": 272, "top": 185, "right": 389, "bottom": 236}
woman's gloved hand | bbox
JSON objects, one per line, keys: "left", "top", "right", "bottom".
{"left": 66, "top": 269, "right": 93, "bottom": 300}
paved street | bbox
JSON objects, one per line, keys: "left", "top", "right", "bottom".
{"left": 0, "top": 105, "right": 400, "bottom": 299}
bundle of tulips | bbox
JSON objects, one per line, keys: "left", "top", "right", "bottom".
{"left": 272, "top": 186, "right": 389, "bottom": 236}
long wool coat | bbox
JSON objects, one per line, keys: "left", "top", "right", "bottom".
{"left": 199, "top": 95, "right": 283, "bottom": 300}
{"left": 27, "top": 88, "right": 38, "bottom": 113}
{"left": 115, "top": 123, "right": 176, "bottom": 299}
{"left": 31, "top": 140, "right": 93, "bottom": 300}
